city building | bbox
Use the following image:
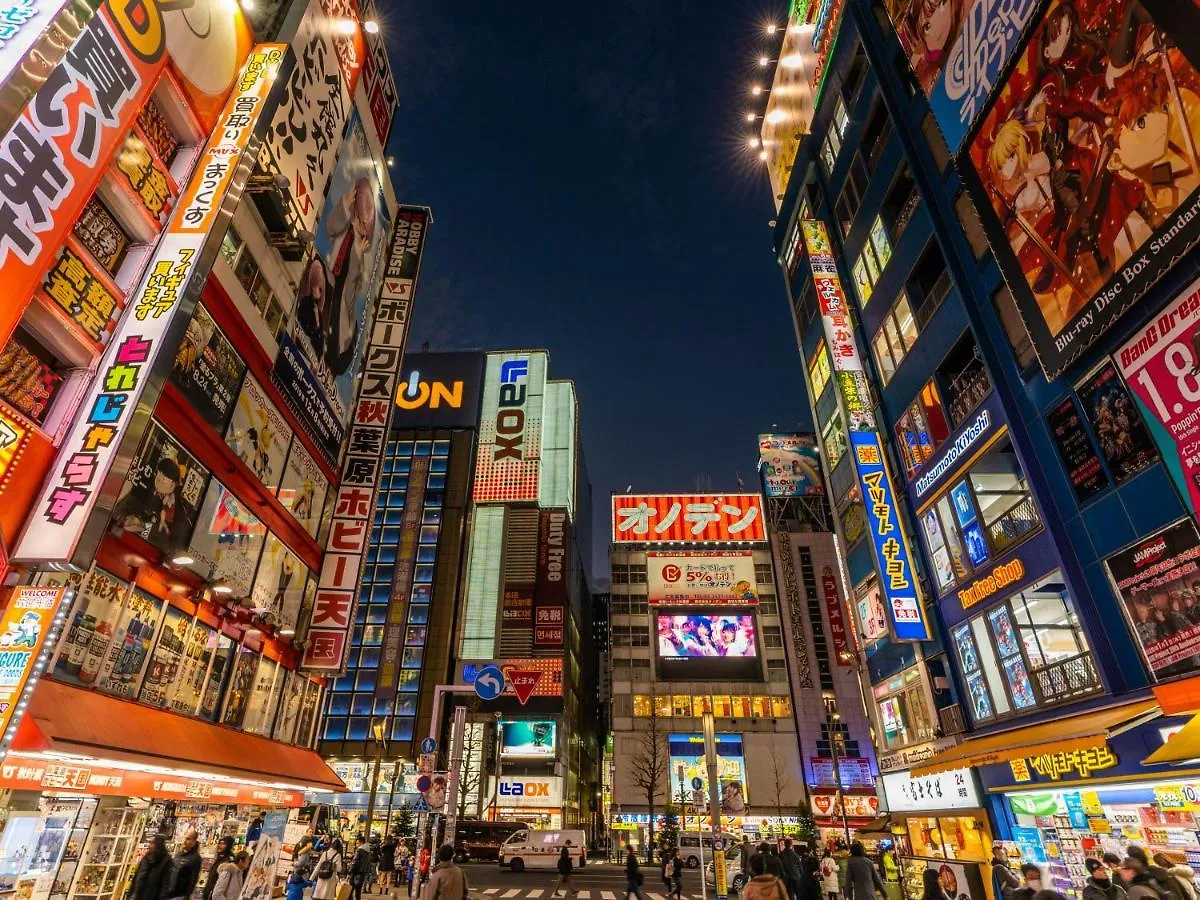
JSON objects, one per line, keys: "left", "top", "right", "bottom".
{"left": 606, "top": 492, "right": 805, "bottom": 850}
{"left": 317, "top": 349, "right": 602, "bottom": 837}
{"left": 760, "top": 0, "right": 1200, "bottom": 891}
{"left": 0, "top": 0, "right": 409, "bottom": 888}
{"left": 758, "top": 434, "right": 880, "bottom": 841}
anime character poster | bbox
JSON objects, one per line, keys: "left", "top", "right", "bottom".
{"left": 112, "top": 423, "right": 210, "bottom": 554}
{"left": 170, "top": 303, "right": 246, "bottom": 432}
{"left": 966, "top": 0, "right": 1200, "bottom": 377}
{"left": 188, "top": 480, "right": 266, "bottom": 596}
{"left": 885, "top": 0, "right": 1042, "bottom": 151}
{"left": 250, "top": 534, "right": 308, "bottom": 628}
{"left": 1077, "top": 362, "right": 1158, "bottom": 483}
{"left": 225, "top": 374, "right": 293, "bottom": 493}
{"left": 276, "top": 439, "right": 328, "bottom": 539}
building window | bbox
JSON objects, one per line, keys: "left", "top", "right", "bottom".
{"left": 224, "top": 228, "right": 286, "bottom": 340}
{"left": 654, "top": 695, "right": 673, "bottom": 717}
{"left": 872, "top": 293, "right": 919, "bottom": 386}
{"left": 783, "top": 220, "right": 803, "bottom": 278}
{"left": 755, "top": 563, "right": 774, "bottom": 585}
{"left": 922, "top": 113, "right": 951, "bottom": 171}
{"left": 822, "top": 411, "right": 848, "bottom": 471}
{"left": 861, "top": 100, "right": 892, "bottom": 172}
{"left": 908, "top": 240, "right": 952, "bottom": 326}
{"left": 629, "top": 565, "right": 647, "bottom": 585}
{"left": 763, "top": 626, "right": 784, "bottom": 649}
{"left": 918, "top": 440, "right": 1042, "bottom": 591}
{"left": 874, "top": 666, "right": 935, "bottom": 750}
{"left": 952, "top": 571, "right": 1100, "bottom": 724}
{"left": 809, "top": 343, "right": 833, "bottom": 399}
{"left": 673, "top": 695, "right": 693, "bottom": 717}
{"left": 852, "top": 215, "right": 893, "bottom": 306}
{"left": 843, "top": 44, "right": 868, "bottom": 102}
{"left": 992, "top": 283, "right": 1036, "bottom": 371}
{"left": 611, "top": 564, "right": 629, "bottom": 584}
{"left": 895, "top": 381, "right": 950, "bottom": 476}
{"left": 938, "top": 333, "right": 992, "bottom": 427}
{"left": 633, "top": 695, "right": 651, "bottom": 716}
{"left": 821, "top": 97, "right": 850, "bottom": 175}
{"left": 881, "top": 165, "right": 919, "bottom": 245}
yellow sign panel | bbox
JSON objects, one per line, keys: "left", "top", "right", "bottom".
{"left": 1010, "top": 744, "right": 1118, "bottom": 782}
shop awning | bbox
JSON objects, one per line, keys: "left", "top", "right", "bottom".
{"left": 1144, "top": 710, "right": 1200, "bottom": 765}
{"left": 910, "top": 697, "right": 1160, "bottom": 777}
{"left": 14, "top": 678, "right": 345, "bottom": 792}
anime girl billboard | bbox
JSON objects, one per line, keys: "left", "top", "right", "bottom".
{"left": 965, "top": 0, "right": 1200, "bottom": 376}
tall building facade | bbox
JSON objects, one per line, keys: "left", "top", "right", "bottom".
{"left": 606, "top": 492, "right": 805, "bottom": 850}
{"left": 0, "top": 0, "right": 411, "bottom": 888}
{"left": 761, "top": 0, "right": 1200, "bottom": 891}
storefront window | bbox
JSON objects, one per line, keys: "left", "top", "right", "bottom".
{"left": 673, "top": 696, "right": 692, "bottom": 717}
{"left": 712, "top": 695, "right": 733, "bottom": 717}
{"left": 968, "top": 444, "right": 1039, "bottom": 555}
{"left": 221, "top": 644, "right": 258, "bottom": 727}
{"left": 752, "top": 696, "right": 770, "bottom": 717}
{"left": 905, "top": 816, "right": 987, "bottom": 860}
{"left": 823, "top": 412, "right": 847, "bottom": 470}
{"left": 139, "top": 607, "right": 193, "bottom": 708}
{"left": 693, "top": 696, "right": 711, "bottom": 716}
{"left": 731, "top": 696, "right": 752, "bottom": 717}
{"left": 633, "top": 695, "right": 651, "bottom": 716}
{"left": 96, "top": 588, "right": 163, "bottom": 700}
{"left": 241, "top": 655, "right": 281, "bottom": 735}
{"left": 771, "top": 696, "right": 792, "bottom": 717}
{"left": 875, "top": 668, "right": 935, "bottom": 750}
{"left": 896, "top": 383, "right": 950, "bottom": 477}
{"left": 952, "top": 572, "right": 1099, "bottom": 721}
{"left": 654, "top": 695, "right": 673, "bottom": 717}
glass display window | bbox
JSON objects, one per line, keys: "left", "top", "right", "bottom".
{"left": 220, "top": 644, "right": 259, "bottom": 727}
{"left": 241, "top": 654, "right": 282, "bottom": 735}
{"left": 96, "top": 588, "right": 164, "bottom": 700}
{"left": 139, "top": 606, "right": 193, "bottom": 708}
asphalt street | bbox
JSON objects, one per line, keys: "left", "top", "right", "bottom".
{"left": 367, "top": 862, "right": 712, "bottom": 900}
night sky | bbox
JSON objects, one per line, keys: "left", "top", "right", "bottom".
{"left": 383, "top": 0, "right": 808, "bottom": 575}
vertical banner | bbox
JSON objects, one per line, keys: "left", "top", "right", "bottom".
{"left": 801, "top": 220, "right": 930, "bottom": 642}
{"left": 301, "top": 206, "right": 431, "bottom": 671}
{"left": 821, "top": 565, "right": 853, "bottom": 663}
{"left": 13, "top": 44, "right": 287, "bottom": 566}
{"left": 358, "top": 0, "right": 398, "bottom": 146}
{"left": 375, "top": 455, "right": 428, "bottom": 701}
{"left": 1116, "top": 276, "right": 1200, "bottom": 516}
{"left": 534, "top": 508, "right": 568, "bottom": 648}
{"left": 0, "top": 586, "right": 68, "bottom": 748}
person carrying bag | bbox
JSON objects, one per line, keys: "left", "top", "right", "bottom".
{"left": 313, "top": 840, "right": 346, "bottom": 900}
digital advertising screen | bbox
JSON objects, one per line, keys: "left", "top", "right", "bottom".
{"left": 500, "top": 720, "right": 557, "bottom": 758}
{"left": 668, "top": 733, "right": 748, "bottom": 815}
{"left": 656, "top": 614, "right": 760, "bottom": 680}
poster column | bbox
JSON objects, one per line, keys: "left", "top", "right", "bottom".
{"left": 800, "top": 220, "right": 930, "bottom": 642}
{"left": 301, "top": 207, "right": 431, "bottom": 672}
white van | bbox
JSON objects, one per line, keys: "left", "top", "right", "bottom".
{"left": 678, "top": 832, "right": 733, "bottom": 868}
{"left": 499, "top": 829, "right": 587, "bottom": 872}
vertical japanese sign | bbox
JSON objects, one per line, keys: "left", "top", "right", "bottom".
{"left": 301, "top": 206, "right": 431, "bottom": 672}
{"left": 534, "top": 508, "right": 568, "bottom": 648}
{"left": 0, "top": 3, "right": 170, "bottom": 349}
{"left": 375, "top": 455, "right": 428, "bottom": 701}
{"left": 0, "top": 0, "right": 76, "bottom": 111}
{"left": 358, "top": 0, "right": 398, "bottom": 146}
{"left": 0, "top": 586, "right": 68, "bottom": 750}
{"left": 801, "top": 219, "right": 929, "bottom": 642}
{"left": 262, "top": 0, "right": 363, "bottom": 235}
{"left": 821, "top": 565, "right": 853, "bottom": 663}
{"left": 1115, "top": 275, "right": 1200, "bottom": 518}
{"left": 13, "top": 44, "right": 287, "bottom": 565}
{"left": 474, "top": 352, "right": 547, "bottom": 503}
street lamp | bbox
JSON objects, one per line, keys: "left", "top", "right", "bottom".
{"left": 365, "top": 717, "right": 388, "bottom": 838}
{"left": 829, "top": 713, "right": 852, "bottom": 845}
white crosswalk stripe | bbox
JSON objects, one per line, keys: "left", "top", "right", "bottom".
{"left": 577, "top": 892, "right": 591, "bottom": 898}
{"left": 483, "top": 891, "right": 500, "bottom": 896}
{"left": 600, "top": 892, "right": 617, "bottom": 899}
{"left": 527, "top": 892, "right": 544, "bottom": 898}
{"left": 501, "top": 891, "right": 522, "bottom": 898}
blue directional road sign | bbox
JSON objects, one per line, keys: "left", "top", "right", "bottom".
{"left": 474, "top": 664, "right": 506, "bottom": 700}
{"left": 691, "top": 776, "right": 703, "bottom": 791}
{"left": 420, "top": 737, "right": 437, "bottom": 754}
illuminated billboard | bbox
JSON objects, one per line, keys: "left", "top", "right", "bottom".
{"left": 474, "top": 352, "right": 547, "bottom": 503}
{"left": 393, "top": 351, "right": 485, "bottom": 429}
{"left": 500, "top": 721, "right": 557, "bottom": 758}
{"left": 611, "top": 494, "right": 765, "bottom": 544}
{"left": 669, "top": 734, "right": 748, "bottom": 815}
{"left": 758, "top": 433, "right": 824, "bottom": 497}
{"left": 647, "top": 552, "right": 758, "bottom": 605}
{"left": 656, "top": 615, "right": 757, "bottom": 658}
{"left": 761, "top": 16, "right": 818, "bottom": 210}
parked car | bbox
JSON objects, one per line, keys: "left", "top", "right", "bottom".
{"left": 705, "top": 846, "right": 745, "bottom": 894}
{"left": 678, "top": 832, "right": 734, "bottom": 869}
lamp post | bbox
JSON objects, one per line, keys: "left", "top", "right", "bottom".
{"left": 829, "top": 713, "right": 851, "bottom": 846}
{"left": 365, "top": 718, "right": 388, "bottom": 839}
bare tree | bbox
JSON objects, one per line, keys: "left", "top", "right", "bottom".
{"left": 767, "top": 741, "right": 792, "bottom": 816}
{"left": 629, "top": 696, "right": 668, "bottom": 861}
{"left": 457, "top": 725, "right": 485, "bottom": 817}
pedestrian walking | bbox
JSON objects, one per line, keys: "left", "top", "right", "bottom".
{"left": 799, "top": 856, "right": 824, "bottom": 900}
{"left": 556, "top": 845, "right": 578, "bottom": 898}
{"left": 378, "top": 835, "right": 398, "bottom": 893}
{"left": 313, "top": 840, "right": 346, "bottom": 900}
{"left": 166, "top": 831, "right": 204, "bottom": 900}
{"left": 1084, "top": 859, "right": 1128, "bottom": 900}
{"left": 625, "top": 843, "right": 647, "bottom": 900}
{"left": 758, "top": 843, "right": 785, "bottom": 879}
{"left": 741, "top": 836, "right": 754, "bottom": 875}
{"left": 820, "top": 849, "right": 840, "bottom": 900}
{"left": 246, "top": 815, "right": 265, "bottom": 849}
{"left": 424, "top": 846, "right": 468, "bottom": 900}
{"left": 201, "top": 838, "right": 235, "bottom": 900}
{"left": 992, "top": 845, "right": 1021, "bottom": 900}
{"left": 922, "top": 870, "right": 950, "bottom": 900}
{"left": 845, "top": 843, "right": 887, "bottom": 900}
{"left": 210, "top": 851, "right": 251, "bottom": 900}
{"left": 1104, "top": 855, "right": 1128, "bottom": 891}
{"left": 289, "top": 866, "right": 316, "bottom": 900}
{"left": 1121, "top": 858, "right": 1166, "bottom": 900}
{"left": 350, "top": 838, "right": 373, "bottom": 900}
{"left": 1128, "top": 849, "right": 1186, "bottom": 900}
{"left": 744, "top": 854, "right": 790, "bottom": 900}
{"left": 1010, "top": 864, "right": 1044, "bottom": 900}
{"left": 131, "top": 836, "right": 173, "bottom": 900}
{"left": 781, "top": 839, "right": 804, "bottom": 900}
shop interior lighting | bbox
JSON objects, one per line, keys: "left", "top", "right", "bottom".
{"left": 758, "top": 149, "right": 768, "bottom": 160}
{"left": 171, "top": 554, "right": 194, "bottom": 565}
{"left": 747, "top": 137, "right": 760, "bottom": 149}
{"left": 337, "top": 18, "right": 358, "bottom": 34}
{"left": 363, "top": 19, "right": 379, "bottom": 33}
{"left": 746, "top": 112, "right": 757, "bottom": 122}
{"left": 240, "top": 0, "right": 254, "bottom": 9}
{"left": 212, "top": 583, "right": 233, "bottom": 595}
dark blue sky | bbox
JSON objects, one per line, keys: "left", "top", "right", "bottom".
{"left": 383, "top": 0, "right": 808, "bottom": 570}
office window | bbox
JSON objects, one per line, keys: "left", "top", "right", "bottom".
{"left": 783, "top": 221, "right": 803, "bottom": 278}
{"left": 938, "top": 333, "right": 992, "bottom": 427}
{"left": 633, "top": 695, "right": 651, "bottom": 716}
{"left": 611, "top": 564, "right": 629, "bottom": 584}
{"left": 862, "top": 101, "right": 892, "bottom": 171}
{"left": 763, "top": 626, "right": 784, "bottom": 649}
{"left": 909, "top": 240, "right": 952, "bottom": 326}
{"left": 755, "top": 563, "right": 774, "bottom": 585}
{"left": 822, "top": 411, "right": 848, "bottom": 471}
{"left": 881, "top": 165, "right": 919, "bottom": 245}
{"left": 968, "top": 442, "right": 1040, "bottom": 556}
{"left": 692, "top": 696, "right": 712, "bottom": 716}
{"left": 872, "top": 293, "right": 919, "bottom": 386}
{"left": 711, "top": 695, "right": 733, "bottom": 717}
{"left": 809, "top": 343, "right": 832, "bottom": 399}
{"left": 852, "top": 215, "right": 892, "bottom": 306}
{"left": 895, "top": 381, "right": 950, "bottom": 476}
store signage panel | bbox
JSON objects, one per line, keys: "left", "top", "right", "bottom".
{"left": 811, "top": 792, "right": 879, "bottom": 819}
{"left": 963, "top": 0, "right": 1200, "bottom": 377}
{"left": 912, "top": 394, "right": 1004, "bottom": 502}
{"left": 958, "top": 558, "right": 1026, "bottom": 611}
{"left": 1116, "top": 276, "right": 1200, "bottom": 518}
{"left": 374, "top": 455, "right": 427, "bottom": 698}
{"left": 1009, "top": 743, "right": 1118, "bottom": 784}
{"left": 758, "top": 434, "right": 824, "bottom": 498}
{"left": 0, "top": 754, "right": 304, "bottom": 805}
{"left": 879, "top": 742, "right": 938, "bottom": 774}
{"left": 393, "top": 351, "right": 485, "bottom": 429}
{"left": 0, "top": 586, "right": 67, "bottom": 741}
{"left": 357, "top": 0, "right": 397, "bottom": 145}
{"left": 801, "top": 219, "right": 930, "bottom": 643}
{"left": 647, "top": 551, "right": 758, "bottom": 605}
{"left": 500, "top": 721, "right": 557, "bottom": 758}
{"left": 611, "top": 494, "right": 765, "bottom": 543}
{"left": 1104, "top": 518, "right": 1200, "bottom": 681}
{"left": 821, "top": 564, "right": 853, "bottom": 662}
{"left": 809, "top": 757, "right": 875, "bottom": 788}
{"left": 474, "top": 352, "right": 546, "bottom": 503}
{"left": 881, "top": 767, "right": 980, "bottom": 812}
{"left": 13, "top": 44, "right": 285, "bottom": 566}
{"left": 491, "top": 775, "right": 562, "bottom": 807}
{"left": 533, "top": 508, "right": 568, "bottom": 648}
{"left": 301, "top": 206, "right": 428, "bottom": 672}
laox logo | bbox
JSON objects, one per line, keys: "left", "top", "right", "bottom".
{"left": 494, "top": 358, "right": 529, "bottom": 461}
{"left": 397, "top": 369, "right": 464, "bottom": 409}
{"left": 499, "top": 780, "right": 550, "bottom": 797}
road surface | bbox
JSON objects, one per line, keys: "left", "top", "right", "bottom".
{"left": 369, "top": 862, "right": 713, "bottom": 900}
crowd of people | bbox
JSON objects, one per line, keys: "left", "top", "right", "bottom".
{"left": 991, "top": 844, "right": 1200, "bottom": 900}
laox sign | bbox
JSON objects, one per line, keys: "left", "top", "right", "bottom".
{"left": 499, "top": 780, "right": 551, "bottom": 797}
{"left": 494, "top": 358, "right": 529, "bottom": 460}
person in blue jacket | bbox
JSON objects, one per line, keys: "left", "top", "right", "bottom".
{"left": 286, "top": 867, "right": 315, "bottom": 900}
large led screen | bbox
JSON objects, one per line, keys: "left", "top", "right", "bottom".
{"left": 500, "top": 721, "right": 557, "bottom": 758}
{"left": 656, "top": 615, "right": 757, "bottom": 658}
{"left": 668, "top": 733, "right": 748, "bottom": 815}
